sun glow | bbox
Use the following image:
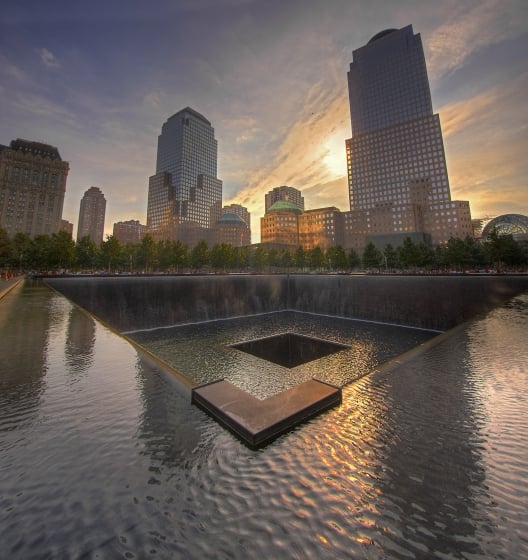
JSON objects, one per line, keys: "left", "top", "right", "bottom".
{"left": 322, "top": 132, "right": 348, "bottom": 177}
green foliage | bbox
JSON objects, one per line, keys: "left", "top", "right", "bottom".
{"left": 10, "top": 232, "right": 33, "bottom": 270}
{"left": 396, "top": 237, "right": 420, "bottom": 269}
{"left": 294, "top": 246, "right": 306, "bottom": 271}
{"left": 100, "top": 235, "right": 122, "bottom": 272}
{"left": 0, "top": 227, "right": 10, "bottom": 267}
{"left": 190, "top": 240, "right": 209, "bottom": 271}
{"left": 75, "top": 236, "right": 98, "bottom": 270}
{"left": 362, "top": 242, "right": 382, "bottom": 269}
{"left": 383, "top": 244, "right": 397, "bottom": 270}
{"left": 348, "top": 248, "right": 360, "bottom": 270}
{"left": 308, "top": 246, "right": 326, "bottom": 271}
{"left": 251, "top": 245, "right": 267, "bottom": 272}
{"left": 326, "top": 245, "right": 347, "bottom": 271}
{"left": 137, "top": 234, "right": 157, "bottom": 272}
{"left": 210, "top": 243, "right": 233, "bottom": 271}
{"left": 1, "top": 226, "right": 526, "bottom": 274}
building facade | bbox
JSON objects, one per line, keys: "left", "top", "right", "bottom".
{"left": 213, "top": 213, "right": 251, "bottom": 247}
{"left": 77, "top": 186, "right": 106, "bottom": 243}
{"left": 298, "top": 207, "right": 344, "bottom": 250}
{"left": 345, "top": 25, "right": 472, "bottom": 250}
{"left": 0, "top": 139, "right": 69, "bottom": 237}
{"left": 260, "top": 200, "right": 302, "bottom": 247}
{"left": 223, "top": 203, "right": 251, "bottom": 234}
{"left": 147, "top": 107, "right": 222, "bottom": 241}
{"left": 113, "top": 219, "right": 147, "bottom": 245}
{"left": 265, "top": 186, "right": 304, "bottom": 213}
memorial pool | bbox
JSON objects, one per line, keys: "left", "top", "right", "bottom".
{"left": 1, "top": 279, "right": 527, "bottom": 559}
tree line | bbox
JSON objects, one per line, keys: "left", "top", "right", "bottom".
{"left": 1, "top": 227, "right": 526, "bottom": 275}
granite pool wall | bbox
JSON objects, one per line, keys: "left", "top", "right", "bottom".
{"left": 45, "top": 274, "right": 528, "bottom": 332}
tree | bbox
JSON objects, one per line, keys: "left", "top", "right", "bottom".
{"left": 100, "top": 235, "right": 122, "bottom": 272}
{"left": 326, "top": 245, "right": 347, "bottom": 271}
{"left": 294, "top": 246, "right": 306, "bottom": 272}
{"left": 210, "top": 243, "right": 233, "bottom": 272}
{"left": 172, "top": 240, "right": 189, "bottom": 272}
{"left": 232, "top": 245, "right": 250, "bottom": 271}
{"left": 445, "top": 236, "right": 466, "bottom": 270}
{"left": 383, "top": 244, "right": 397, "bottom": 271}
{"left": 190, "top": 240, "right": 209, "bottom": 271}
{"left": 30, "top": 234, "right": 53, "bottom": 271}
{"left": 157, "top": 240, "right": 174, "bottom": 271}
{"left": 10, "top": 232, "right": 32, "bottom": 271}
{"left": 48, "top": 231, "right": 75, "bottom": 270}
{"left": 308, "top": 246, "right": 326, "bottom": 271}
{"left": 267, "top": 247, "right": 280, "bottom": 270}
{"left": 362, "top": 242, "right": 382, "bottom": 270}
{"left": 416, "top": 241, "right": 436, "bottom": 270}
{"left": 279, "top": 249, "right": 294, "bottom": 270}
{"left": 396, "top": 237, "right": 420, "bottom": 269}
{"left": 251, "top": 245, "right": 267, "bottom": 272}
{"left": 348, "top": 248, "right": 360, "bottom": 270}
{"left": 75, "top": 236, "right": 99, "bottom": 271}
{"left": 484, "top": 229, "right": 524, "bottom": 270}
{"left": 0, "top": 227, "right": 11, "bottom": 269}
{"left": 138, "top": 234, "right": 157, "bottom": 272}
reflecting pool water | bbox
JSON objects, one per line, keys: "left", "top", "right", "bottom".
{"left": 1, "top": 281, "right": 527, "bottom": 559}
{"left": 128, "top": 312, "right": 437, "bottom": 398}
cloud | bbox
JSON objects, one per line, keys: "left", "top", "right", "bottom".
{"left": 426, "top": 0, "right": 527, "bottom": 80}
{"left": 224, "top": 82, "right": 351, "bottom": 241}
{"left": 39, "top": 47, "right": 60, "bottom": 68}
{"left": 438, "top": 75, "right": 528, "bottom": 218}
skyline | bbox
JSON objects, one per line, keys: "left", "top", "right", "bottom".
{"left": 1, "top": 0, "right": 527, "bottom": 242}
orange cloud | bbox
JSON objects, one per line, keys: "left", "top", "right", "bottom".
{"left": 224, "top": 84, "right": 351, "bottom": 241}
{"left": 440, "top": 77, "right": 528, "bottom": 218}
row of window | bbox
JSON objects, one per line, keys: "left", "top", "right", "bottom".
{"left": 3, "top": 166, "right": 60, "bottom": 188}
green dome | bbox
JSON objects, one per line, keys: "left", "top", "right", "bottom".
{"left": 267, "top": 200, "right": 303, "bottom": 213}
{"left": 218, "top": 213, "right": 246, "bottom": 225}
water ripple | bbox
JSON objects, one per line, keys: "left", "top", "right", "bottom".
{"left": 0, "top": 284, "right": 527, "bottom": 559}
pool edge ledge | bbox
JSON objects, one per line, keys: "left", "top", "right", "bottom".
{"left": 191, "top": 379, "right": 342, "bottom": 449}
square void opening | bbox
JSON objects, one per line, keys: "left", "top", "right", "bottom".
{"left": 231, "top": 332, "right": 349, "bottom": 368}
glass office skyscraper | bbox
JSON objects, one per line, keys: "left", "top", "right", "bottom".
{"left": 147, "top": 107, "right": 222, "bottom": 240}
{"left": 345, "top": 25, "right": 472, "bottom": 248}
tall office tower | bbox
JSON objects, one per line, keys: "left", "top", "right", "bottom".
{"left": 265, "top": 186, "right": 304, "bottom": 213}
{"left": 147, "top": 107, "right": 222, "bottom": 241}
{"left": 77, "top": 186, "right": 106, "bottom": 242}
{"left": 0, "top": 139, "right": 69, "bottom": 237}
{"left": 345, "top": 25, "right": 472, "bottom": 249}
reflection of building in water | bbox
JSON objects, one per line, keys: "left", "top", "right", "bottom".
{"left": 65, "top": 306, "right": 96, "bottom": 377}
{"left": 135, "top": 353, "right": 202, "bottom": 467}
{"left": 0, "top": 282, "right": 51, "bottom": 424}
{"left": 371, "top": 333, "right": 487, "bottom": 557}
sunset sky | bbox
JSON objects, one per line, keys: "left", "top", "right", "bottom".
{"left": 1, "top": 0, "right": 527, "bottom": 242}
